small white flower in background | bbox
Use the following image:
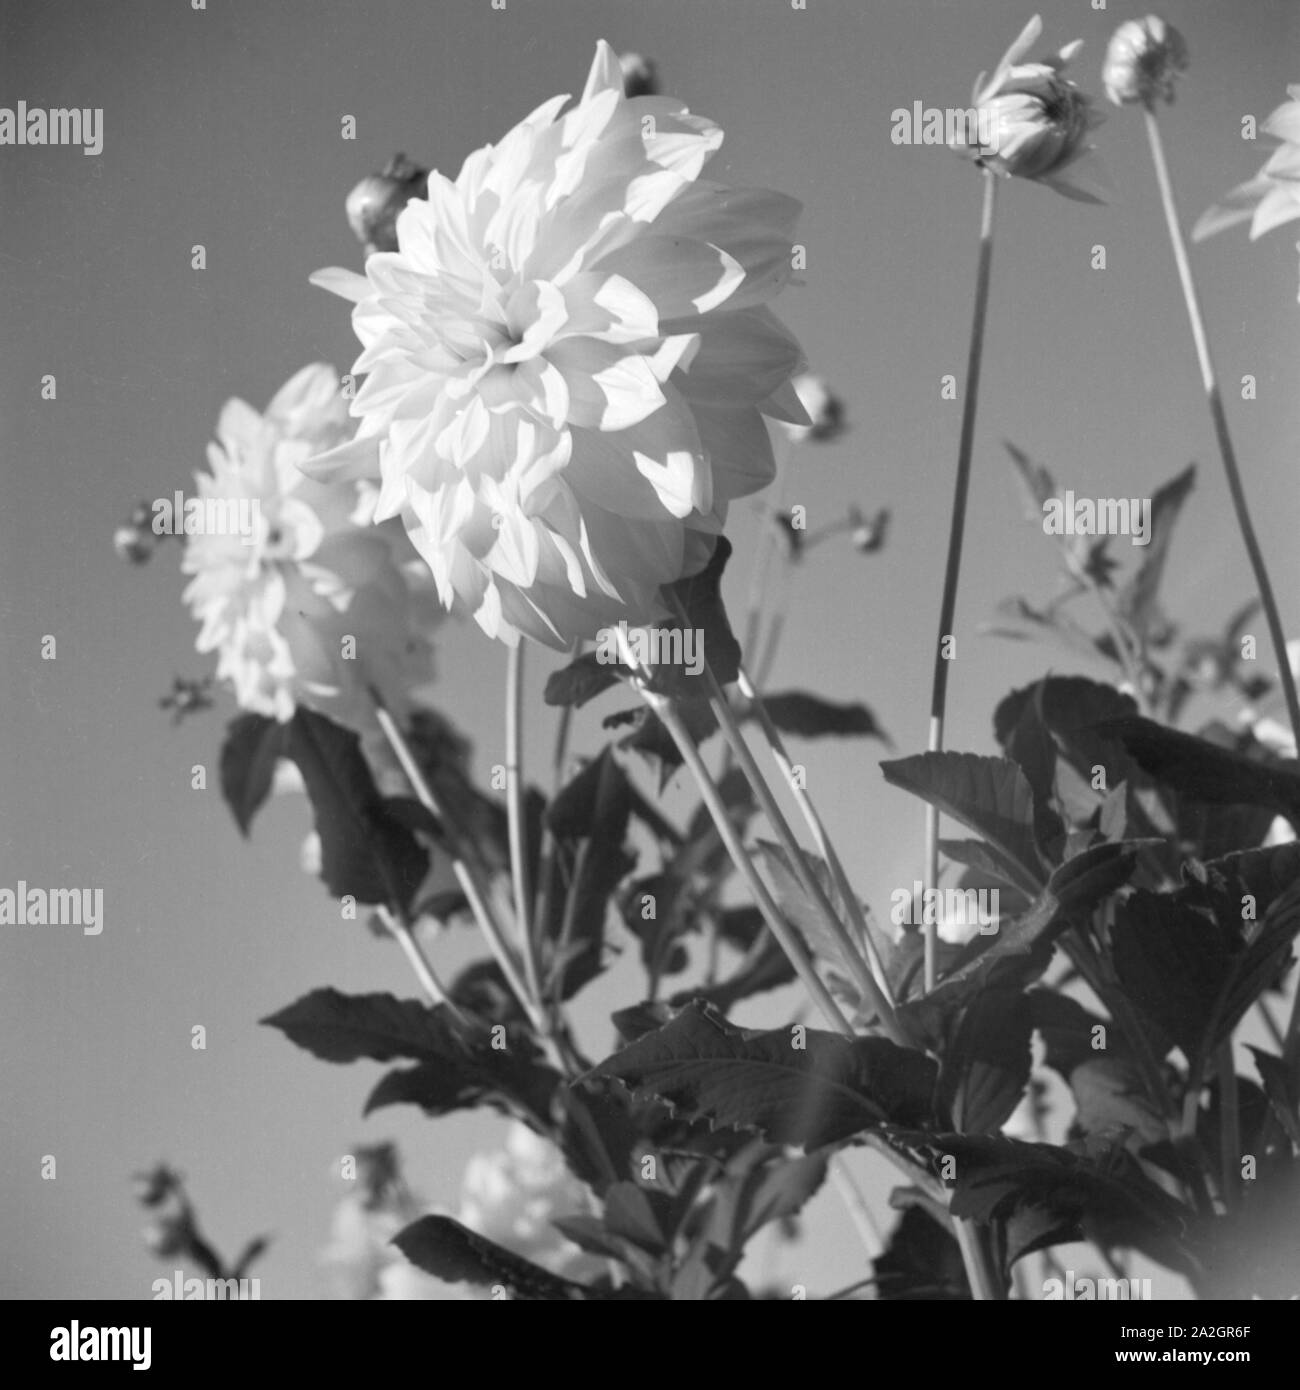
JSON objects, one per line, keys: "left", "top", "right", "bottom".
{"left": 1194, "top": 85, "right": 1300, "bottom": 301}
{"left": 181, "top": 364, "right": 440, "bottom": 739}
{"left": 955, "top": 14, "right": 1103, "bottom": 202}
{"left": 323, "top": 1126, "right": 598, "bottom": 1300}
{"left": 458, "top": 1123, "right": 597, "bottom": 1279}
{"left": 779, "top": 372, "right": 845, "bottom": 444}
{"left": 1102, "top": 16, "right": 1188, "bottom": 108}
{"left": 309, "top": 40, "right": 808, "bottom": 650}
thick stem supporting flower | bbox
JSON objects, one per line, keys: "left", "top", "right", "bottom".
{"left": 617, "top": 641, "right": 854, "bottom": 1038}
{"left": 370, "top": 696, "right": 546, "bottom": 1035}
{"left": 505, "top": 643, "right": 545, "bottom": 1012}
{"left": 1142, "top": 105, "right": 1300, "bottom": 749}
{"left": 924, "top": 169, "right": 998, "bottom": 994}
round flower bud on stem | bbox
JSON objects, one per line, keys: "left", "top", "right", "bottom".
{"left": 345, "top": 153, "right": 428, "bottom": 255}
{"left": 1103, "top": 16, "right": 1188, "bottom": 107}
{"left": 618, "top": 52, "right": 658, "bottom": 98}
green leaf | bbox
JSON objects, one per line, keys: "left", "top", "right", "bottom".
{"left": 1115, "top": 463, "right": 1195, "bottom": 643}
{"left": 218, "top": 713, "right": 287, "bottom": 837}
{"left": 938, "top": 989, "right": 1033, "bottom": 1136}
{"left": 285, "top": 707, "right": 429, "bottom": 908}
{"left": 542, "top": 652, "right": 621, "bottom": 709}
{"left": 933, "top": 1134, "right": 1196, "bottom": 1278}
{"left": 756, "top": 692, "right": 890, "bottom": 744}
{"left": 660, "top": 534, "right": 742, "bottom": 688}
{"left": 879, "top": 752, "right": 1043, "bottom": 890}
{"left": 588, "top": 1000, "right": 937, "bottom": 1148}
{"left": 393, "top": 1216, "right": 594, "bottom": 1300}
{"left": 1099, "top": 715, "right": 1300, "bottom": 824}
{"left": 261, "top": 988, "right": 458, "bottom": 1063}
{"left": 1247, "top": 1046, "right": 1300, "bottom": 1146}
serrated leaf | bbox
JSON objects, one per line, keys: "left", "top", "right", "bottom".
{"left": 1116, "top": 463, "right": 1195, "bottom": 642}
{"left": 218, "top": 713, "right": 287, "bottom": 837}
{"left": 393, "top": 1216, "right": 593, "bottom": 1300}
{"left": 588, "top": 1000, "right": 937, "bottom": 1148}
{"left": 756, "top": 692, "right": 890, "bottom": 743}
{"left": 1100, "top": 715, "right": 1300, "bottom": 824}
{"left": 261, "top": 988, "right": 458, "bottom": 1063}
{"left": 285, "top": 707, "right": 428, "bottom": 907}
{"left": 661, "top": 535, "right": 741, "bottom": 688}
{"left": 880, "top": 752, "right": 1043, "bottom": 890}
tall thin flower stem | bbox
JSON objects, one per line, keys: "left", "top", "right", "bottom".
{"left": 924, "top": 168, "right": 998, "bottom": 994}
{"left": 505, "top": 643, "right": 544, "bottom": 1010}
{"left": 370, "top": 697, "right": 545, "bottom": 1034}
{"left": 736, "top": 663, "right": 893, "bottom": 1001}
{"left": 617, "top": 640, "right": 854, "bottom": 1038}
{"left": 376, "top": 905, "right": 468, "bottom": 1026}
{"left": 701, "top": 672, "right": 906, "bottom": 1046}
{"left": 1143, "top": 106, "right": 1300, "bottom": 748}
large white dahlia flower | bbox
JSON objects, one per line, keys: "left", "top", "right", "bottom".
{"left": 309, "top": 40, "right": 807, "bottom": 649}
{"left": 181, "top": 363, "right": 439, "bottom": 734}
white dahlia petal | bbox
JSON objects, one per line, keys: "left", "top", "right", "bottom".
{"left": 313, "top": 42, "right": 804, "bottom": 647}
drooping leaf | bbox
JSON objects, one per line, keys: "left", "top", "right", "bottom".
{"left": 218, "top": 713, "right": 288, "bottom": 836}
{"left": 938, "top": 989, "right": 1033, "bottom": 1136}
{"left": 588, "top": 1000, "right": 937, "bottom": 1148}
{"left": 873, "top": 1203, "right": 968, "bottom": 1301}
{"left": 284, "top": 707, "right": 428, "bottom": 907}
{"left": 1099, "top": 715, "right": 1300, "bottom": 824}
{"left": 393, "top": 1216, "right": 594, "bottom": 1300}
{"left": 543, "top": 651, "right": 621, "bottom": 709}
{"left": 754, "top": 692, "right": 890, "bottom": 744}
{"left": 660, "top": 535, "right": 742, "bottom": 687}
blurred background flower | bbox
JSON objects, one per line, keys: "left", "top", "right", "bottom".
{"left": 181, "top": 363, "right": 441, "bottom": 743}
{"left": 1195, "top": 83, "right": 1300, "bottom": 300}
{"left": 1102, "top": 15, "right": 1188, "bottom": 108}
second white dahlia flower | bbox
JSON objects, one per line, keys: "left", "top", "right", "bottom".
{"left": 181, "top": 363, "right": 439, "bottom": 736}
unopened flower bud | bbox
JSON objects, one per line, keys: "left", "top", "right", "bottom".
{"left": 789, "top": 373, "right": 845, "bottom": 442}
{"left": 618, "top": 52, "right": 659, "bottom": 98}
{"left": 345, "top": 153, "right": 428, "bottom": 256}
{"left": 141, "top": 1210, "right": 193, "bottom": 1258}
{"left": 114, "top": 524, "right": 153, "bottom": 565}
{"left": 849, "top": 506, "right": 889, "bottom": 554}
{"left": 133, "top": 1164, "right": 181, "bottom": 1208}
{"left": 958, "top": 16, "right": 1101, "bottom": 200}
{"left": 1103, "top": 16, "right": 1188, "bottom": 107}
